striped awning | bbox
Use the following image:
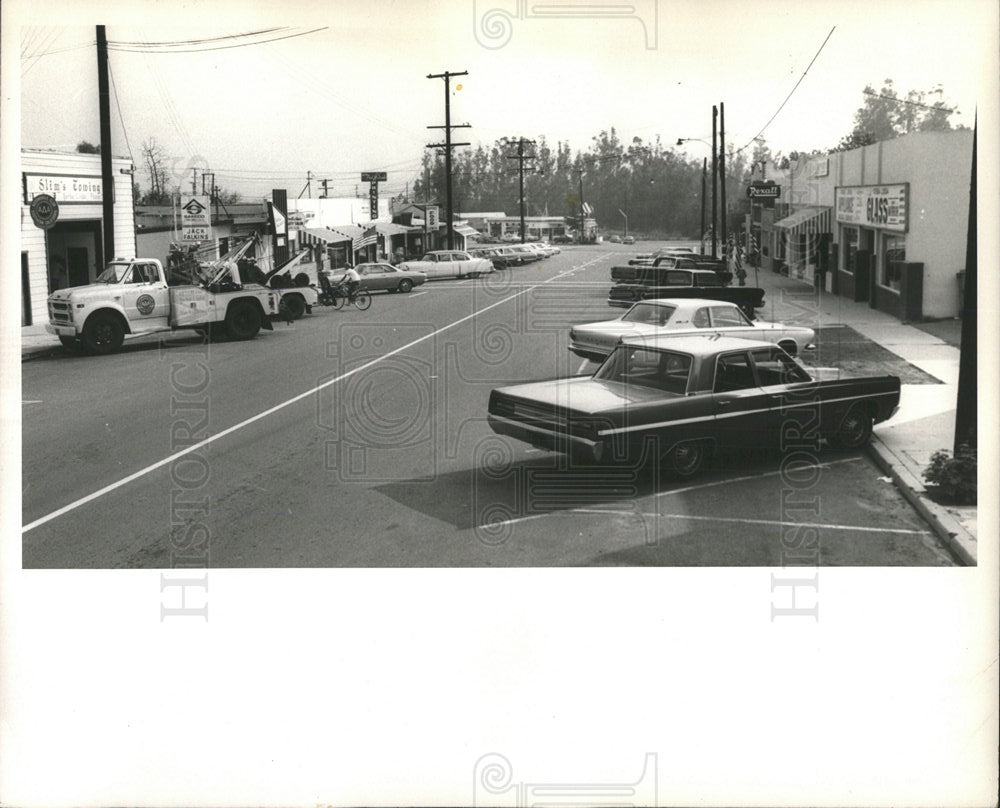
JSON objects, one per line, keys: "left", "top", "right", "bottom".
{"left": 454, "top": 224, "right": 479, "bottom": 237}
{"left": 302, "top": 227, "right": 352, "bottom": 244}
{"left": 773, "top": 206, "right": 832, "bottom": 234}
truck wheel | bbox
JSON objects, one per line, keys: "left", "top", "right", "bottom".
{"left": 397, "top": 278, "right": 413, "bottom": 293}
{"left": 826, "top": 406, "right": 873, "bottom": 450}
{"left": 225, "top": 301, "right": 261, "bottom": 340}
{"left": 58, "top": 336, "right": 78, "bottom": 350}
{"left": 282, "top": 294, "right": 306, "bottom": 320}
{"left": 82, "top": 313, "right": 125, "bottom": 355}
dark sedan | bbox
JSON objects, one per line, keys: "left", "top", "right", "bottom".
{"left": 488, "top": 335, "right": 900, "bottom": 478}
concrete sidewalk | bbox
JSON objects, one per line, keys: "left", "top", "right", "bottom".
{"left": 17, "top": 260, "right": 979, "bottom": 563}
{"left": 751, "top": 266, "right": 977, "bottom": 564}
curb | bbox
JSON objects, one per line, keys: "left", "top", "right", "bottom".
{"left": 867, "top": 434, "right": 977, "bottom": 566}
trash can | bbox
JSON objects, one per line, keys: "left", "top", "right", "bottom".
{"left": 956, "top": 270, "right": 966, "bottom": 316}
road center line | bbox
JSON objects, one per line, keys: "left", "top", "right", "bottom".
{"left": 22, "top": 266, "right": 595, "bottom": 534}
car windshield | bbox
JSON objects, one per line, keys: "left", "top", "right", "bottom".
{"left": 594, "top": 346, "right": 693, "bottom": 394}
{"left": 96, "top": 262, "right": 132, "bottom": 283}
{"left": 420, "top": 254, "right": 437, "bottom": 262}
{"left": 621, "top": 302, "right": 676, "bottom": 326}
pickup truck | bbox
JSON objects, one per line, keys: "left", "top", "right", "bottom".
{"left": 47, "top": 257, "right": 281, "bottom": 354}
{"left": 608, "top": 267, "right": 764, "bottom": 318}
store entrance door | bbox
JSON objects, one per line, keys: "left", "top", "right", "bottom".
{"left": 48, "top": 219, "right": 103, "bottom": 289}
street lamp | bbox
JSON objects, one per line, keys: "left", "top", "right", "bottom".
{"left": 677, "top": 138, "right": 710, "bottom": 255}
{"left": 618, "top": 208, "right": 628, "bottom": 237}
{"left": 573, "top": 167, "right": 586, "bottom": 243}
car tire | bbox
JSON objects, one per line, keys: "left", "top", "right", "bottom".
{"left": 397, "top": 278, "right": 413, "bottom": 293}
{"left": 282, "top": 293, "right": 307, "bottom": 320}
{"left": 58, "top": 336, "right": 78, "bottom": 350}
{"left": 225, "top": 301, "right": 261, "bottom": 340}
{"left": 82, "top": 312, "right": 125, "bottom": 355}
{"left": 662, "top": 440, "right": 708, "bottom": 479}
{"left": 827, "top": 406, "right": 874, "bottom": 450}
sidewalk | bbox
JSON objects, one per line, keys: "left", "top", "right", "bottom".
{"left": 752, "top": 267, "right": 977, "bottom": 565}
{"left": 18, "top": 259, "right": 979, "bottom": 563}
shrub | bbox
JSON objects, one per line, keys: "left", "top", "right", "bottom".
{"left": 923, "top": 444, "right": 977, "bottom": 504}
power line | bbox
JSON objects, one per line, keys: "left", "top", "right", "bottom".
{"left": 740, "top": 26, "right": 836, "bottom": 152}
{"left": 108, "top": 28, "right": 288, "bottom": 47}
{"left": 106, "top": 28, "right": 327, "bottom": 53}
{"left": 107, "top": 60, "right": 135, "bottom": 167}
{"left": 862, "top": 89, "right": 956, "bottom": 112}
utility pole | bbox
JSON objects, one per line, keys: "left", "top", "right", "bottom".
{"left": 191, "top": 167, "right": 198, "bottom": 194}
{"left": 711, "top": 105, "right": 718, "bottom": 259}
{"left": 321, "top": 179, "right": 329, "bottom": 198}
{"left": 426, "top": 70, "right": 470, "bottom": 249}
{"left": 719, "top": 101, "right": 727, "bottom": 264}
{"left": 97, "top": 26, "right": 115, "bottom": 264}
{"left": 298, "top": 170, "right": 312, "bottom": 199}
{"left": 505, "top": 137, "right": 536, "bottom": 243}
{"left": 700, "top": 158, "right": 707, "bottom": 255}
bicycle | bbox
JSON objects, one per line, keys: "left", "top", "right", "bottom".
{"left": 323, "top": 282, "right": 372, "bottom": 311}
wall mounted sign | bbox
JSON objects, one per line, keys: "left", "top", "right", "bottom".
{"left": 747, "top": 182, "right": 781, "bottom": 199}
{"left": 29, "top": 193, "right": 60, "bottom": 229}
{"left": 835, "top": 183, "right": 908, "bottom": 232}
{"left": 23, "top": 173, "right": 103, "bottom": 204}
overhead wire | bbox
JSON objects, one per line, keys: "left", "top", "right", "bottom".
{"left": 106, "top": 28, "right": 327, "bottom": 54}
{"left": 107, "top": 60, "right": 135, "bottom": 167}
{"left": 739, "top": 26, "right": 836, "bottom": 152}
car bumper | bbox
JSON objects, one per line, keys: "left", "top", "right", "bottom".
{"left": 46, "top": 323, "right": 76, "bottom": 337}
{"left": 487, "top": 414, "right": 603, "bottom": 461}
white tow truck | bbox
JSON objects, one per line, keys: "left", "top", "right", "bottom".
{"left": 47, "top": 254, "right": 282, "bottom": 355}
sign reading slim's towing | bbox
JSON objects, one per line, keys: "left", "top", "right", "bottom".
{"left": 835, "top": 183, "right": 908, "bottom": 232}
{"left": 180, "top": 195, "right": 212, "bottom": 242}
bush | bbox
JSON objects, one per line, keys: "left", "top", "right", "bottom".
{"left": 923, "top": 444, "right": 977, "bottom": 504}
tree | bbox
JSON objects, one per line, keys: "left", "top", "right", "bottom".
{"left": 76, "top": 141, "right": 100, "bottom": 154}
{"left": 140, "top": 137, "right": 171, "bottom": 204}
{"left": 833, "top": 79, "right": 963, "bottom": 151}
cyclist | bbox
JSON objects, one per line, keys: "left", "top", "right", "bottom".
{"left": 341, "top": 264, "right": 361, "bottom": 301}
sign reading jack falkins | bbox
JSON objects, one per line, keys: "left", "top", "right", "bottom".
{"left": 835, "top": 183, "right": 908, "bottom": 232}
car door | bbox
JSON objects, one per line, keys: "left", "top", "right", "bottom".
{"left": 449, "top": 251, "right": 472, "bottom": 277}
{"left": 711, "top": 350, "right": 775, "bottom": 449}
{"left": 121, "top": 261, "right": 170, "bottom": 331}
{"left": 709, "top": 304, "right": 756, "bottom": 339}
{"left": 748, "top": 346, "right": 821, "bottom": 445}
{"left": 423, "top": 253, "right": 447, "bottom": 279}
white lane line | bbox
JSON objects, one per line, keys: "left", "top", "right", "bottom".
{"left": 23, "top": 400, "right": 43, "bottom": 405}
{"left": 23, "top": 270, "right": 587, "bottom": 534}
{"left": 480, "top": 506, "right": 930, "bottom": 536}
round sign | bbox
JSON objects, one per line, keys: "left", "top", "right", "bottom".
{"left": 30, "top": 194, "right": 60, "bottom": 229}
{"left": 136, "top": 294, "right": 156, "bottom": 315}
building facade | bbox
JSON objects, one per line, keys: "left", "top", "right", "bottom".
{"left": 20, "top": 149, "right": 136, "bottom": 326}
{"left": 752, "top": 129, "right": 974, "bottom": 320}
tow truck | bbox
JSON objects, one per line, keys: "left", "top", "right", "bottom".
{"left": 47, "top": 245, "right": 282, "bottom": 355}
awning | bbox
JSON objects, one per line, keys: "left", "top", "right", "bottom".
{"left": 453, "top": 224, "right": 479, "bottom": 237}
{"left": 302, "top": 226, "right": 352, "bottom": 244}
{"left": 374, "top": 222, "right": 417, "bottom": 237}
{"left": 772, "top": 206, "right": 832, "bottom": 234}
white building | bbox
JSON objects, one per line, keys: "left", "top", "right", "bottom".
{"left": 20, "top": 149, "right": 136, "bottom": 327}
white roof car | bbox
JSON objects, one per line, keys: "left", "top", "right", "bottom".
{"left": 569, "top": 298, "right": 816, "bottom": 362}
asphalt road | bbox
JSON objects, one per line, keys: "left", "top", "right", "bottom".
{"left": 21, "top": 244, "right": 958, "bottom": 567}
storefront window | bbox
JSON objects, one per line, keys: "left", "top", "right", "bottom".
{"left": 882, "top": 235, "right": 906, "bottom": 291}
{"left": 842, "top": 227, "right": 858, "bottom": 274}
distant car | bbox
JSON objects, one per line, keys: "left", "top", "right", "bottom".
{"left": 527, "top": 242, "right": 558, "bottom": 257}
{"left": 608, "top": 234, "right": 622, "bottom": 243}
{"left": 552, "top": 234, "right": 574, "bottom": 244}
{"left": 488, "top": 335, "right": 900, "bottom": 478}
{"left": 622, "top": 235, "right": 636, "bottom": 245}
{"left": 397, "top": 250, "right": 495, "bottom": 280}
{"left": 509, "top": 244, "right": 546, "bottom": 262}
{"left": 569, "top": 298, "right": 815, "bottom": 362}
{"left": 346, "top": 262, "right": 427, "bottom": 293}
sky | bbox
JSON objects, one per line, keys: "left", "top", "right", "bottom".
{"left": 12, "top": 0, "right": 997, "bottom": 203}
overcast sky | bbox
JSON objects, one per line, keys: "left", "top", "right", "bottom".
{"left": 12, "top": 0, "right": 999, "bottom": 202}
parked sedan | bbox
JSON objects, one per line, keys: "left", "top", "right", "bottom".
{"left": 569, "top": 298, "right": 815, "bottom": 362}
{"left": 397, "top": 250, "right": 495, "bottom": 280}
{"left": 488, "top": 335, "right": 900, "bottom": 478}
{"left": 350, "top": 262, "right": 427, "bottom": 293}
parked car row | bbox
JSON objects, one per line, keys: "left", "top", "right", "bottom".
{"left": 468, "top": 241, "right": 560, "bottom": 270}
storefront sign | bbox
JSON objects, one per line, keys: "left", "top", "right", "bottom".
{"left": 29, "top": 193, "right": 60, "bottom": 229}
{"left": 360, "top": 171, "right": 387, "bottom": 183}
{"left": 23, "top": 173, "right": 103, "bottom": 204}
{"left": 425, "top": 206, "right": 439, "bottom": 228}
{"left": 835, "top": 184, "right": 908, "bottom": 232}
{"left": 180, "top": 195, "right": 212, "bottom": 242}
{"left": 747, "top": 182, "right": 780, "bottom": 199}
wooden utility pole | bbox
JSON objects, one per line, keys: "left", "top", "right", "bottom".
{"left": 426, "top": 70, "right": 470, "bottom": 249}
{"left": 711, "top": 105, "right": 718, "bottom": 259}
{"left": 96, "top": 26, "right": 115, "bottom": 263}
{"left": 955, "top": 118, "right": 977, "bottom": 452}
{"left": 506, "top": 137, "right": 536, "bottom": 243}
{"left": 719, "top": 102, "right": 727, "bottom": 261}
